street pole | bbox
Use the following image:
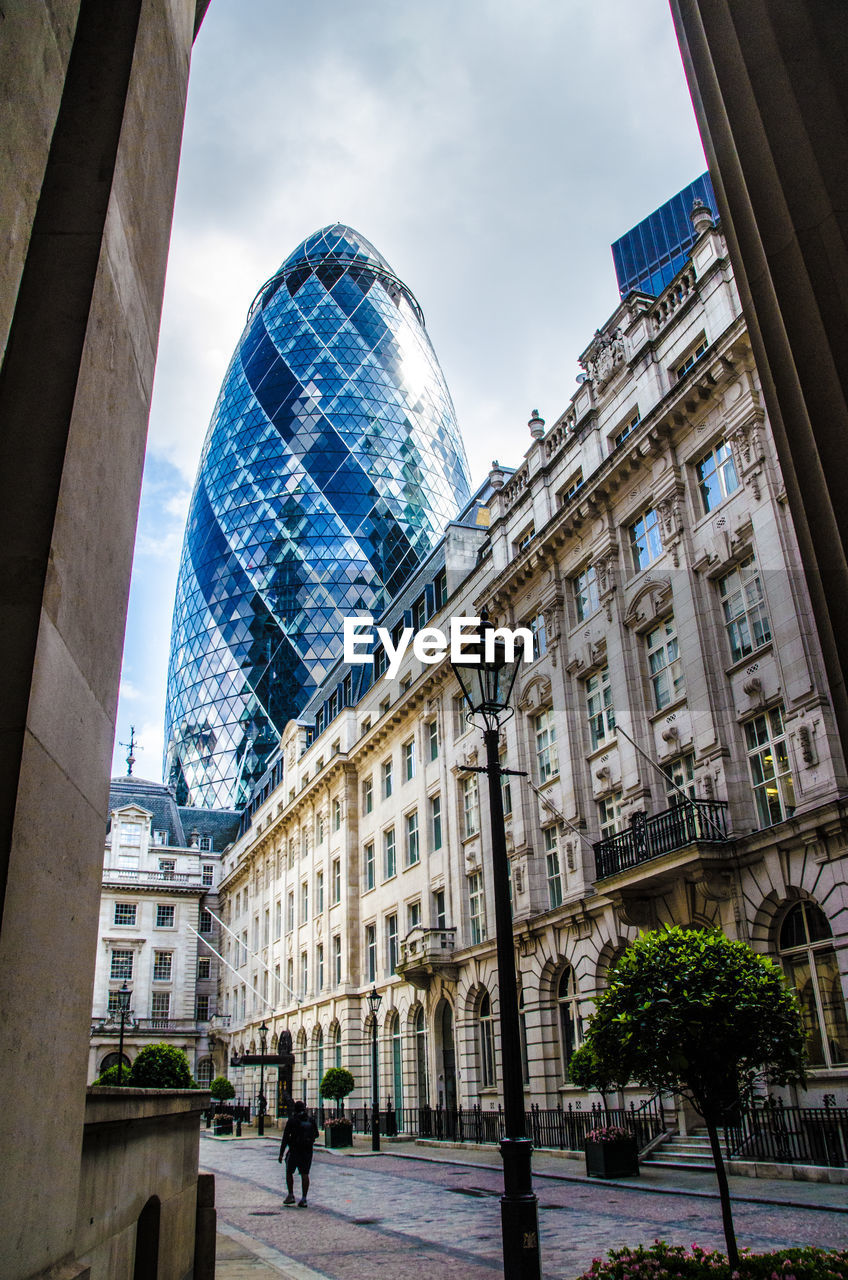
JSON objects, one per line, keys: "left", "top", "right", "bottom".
{"left": 483, "top": 724, "right": 541, "bottom": 1279}
{"left": 258, "top": 1058, "right": 266, "bottom": 1137}
{"left": 116, "top": 981, "right": 131, "bottom": 1086}
{"left": 371, "top": 1010, "right": 380, "bottom": 1152}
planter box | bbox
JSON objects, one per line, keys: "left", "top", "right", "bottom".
{"left": 324, "top": 1124, "right": 353, "bottom": 1149}
{"left": 585, "top": 1138, "right": 639, "bottom": 1178}
{"left": 213, "top": 1118, "right": 233, "bottom": 1136}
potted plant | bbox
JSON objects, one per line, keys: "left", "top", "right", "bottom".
{"left": 584, "top": 1124, "right": 639, "bottom": 1178}
{"left": 320, "top": 1067, "right": 355, "bottom": 1148}
{"left": 212, "top": 1111, "right": 233, "bottom": 1136}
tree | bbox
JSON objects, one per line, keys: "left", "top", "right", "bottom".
{"left": 128, "top": 1043, "right": 196, "bottom": 1089}
{"left": 93, "top": 1063, "right": 128, "bottom": 1087}
{"left": 320, "top": 1067, "right": 355, "bottom": 1110}
{"left": 568, "top": 1041, "right": 628, "bottom": 1106}
{"left": 579, "top": 926, "right": 806, "bottom": 1267}
{"left": 210, "top": 1075, "right": 235, "bottom": 1102}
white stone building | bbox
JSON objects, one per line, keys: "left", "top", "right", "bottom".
{"left": 212, "top": 208, "right": 848, "bottom": 1129}
{"left": 89, "top": 777, "right": 240, "bottom": 1086}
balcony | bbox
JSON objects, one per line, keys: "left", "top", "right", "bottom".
{"left": 102, "top": 868, "right": 205, "bottom": 890}
{"left": 395, "top": 927, "right": 458, "bottom": 990}
{"left": 90, "top": 1016, "right": 202, "bottom": 1037}
{"left": 594, "top": 800, "right": 729, "bottom": 882}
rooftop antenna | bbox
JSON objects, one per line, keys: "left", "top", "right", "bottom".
{"left": 120, "top": 726, "right": 138, "bottom": 777}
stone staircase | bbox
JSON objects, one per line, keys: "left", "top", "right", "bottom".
{"left": 641, "top": 1128, "right": 716, "bottom": 1171}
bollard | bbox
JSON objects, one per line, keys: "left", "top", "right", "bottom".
{"left": 236, "top": 1118, "right": 242, "bottom": 1136}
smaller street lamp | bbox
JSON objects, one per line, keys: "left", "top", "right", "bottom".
{"left": 116, "top": 982, "right": 132, "bottom": 1086}
{"left": 366, "top": 986, "right": 382, "bottom": 1152}
{"left": 258, "top": 1021, "right": 269, "bottom": 1137}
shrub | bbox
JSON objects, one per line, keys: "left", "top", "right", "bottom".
{"left": 128, "top": 1043, "right": 196, "bottom": 1089}
{"left": 579, "top": 1242, "right": 848, "bottom": 1280}
{"left": 320, "top": 1067, "right": 355, "bottom": 1103}
{"left": 210, "top": 1075, "right": 235, "bottom": 1101}
{"left": 93, "top": 1063, "right": 128, "bottom": 1086}
{"left": 584, "top": 1125, "right": 632, "bottom": 1144}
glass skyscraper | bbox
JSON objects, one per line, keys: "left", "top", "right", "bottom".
{"left": 164, "top": 224, "right": 471, "bottom": 808}
{"left": 611, "top": 172, "right": 719, "bottom": 298}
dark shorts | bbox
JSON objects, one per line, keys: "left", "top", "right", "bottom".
{"left": 285, "top": 1148, "right": 314, "bottom": 1176}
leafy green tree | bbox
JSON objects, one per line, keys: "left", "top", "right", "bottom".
{"left": 210, "top": 1075, "right": 235, "bottom": 1102}
{"left": 579, "top": 927, "right": 806, "bottom": 1266}
{"left": 93, "top": 1062, "right": 129, "bottom": 1086}
{"left": 127, "top": 1043, "right": 196, "bottom": 1089}
{"left": 569, "top": 1041, "right": 628, "bottom": 1105}
{"left": 320, "top": 1067, "right": 355, "bottom": 1110}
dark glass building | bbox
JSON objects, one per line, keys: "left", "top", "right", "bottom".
{"left": 611, "top": 172, "right": 719, "bottom": 298}
{"left": 164, "top": 224, "right": 471, "bottom": 808}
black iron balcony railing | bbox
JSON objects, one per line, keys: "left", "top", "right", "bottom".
{"left": 594, "top": 800, "right": 729, "bottom": 880}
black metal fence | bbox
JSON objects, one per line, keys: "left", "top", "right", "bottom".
{"left": 594, "top": 800, "right": 729, "bottom": 880}
{"left": 724, "top": 1099, "right": 848, "bottom": 1168}
{"left": 307, "top": 1097, "right": 666, "bottom": 1154}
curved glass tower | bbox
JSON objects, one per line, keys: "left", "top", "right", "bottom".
{"left": 164, "top": 224, "right": 471, "bottom": 808}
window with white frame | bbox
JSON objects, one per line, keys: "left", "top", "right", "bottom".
{"left": 433, "top": 888, "right": 446, "bottom": 928}
{"left": 364, "top": 841, "right": 375, "bottom": 891}
{"left": 196, "top": 994, "right": 210, "bottom": 1021}
{"left": 382, "top": 759, "right": 393, "bottom": 799}
{"left": 613, "top": 408, "right": 640, "bottom": 449}
{"left": 745, "top": 706, "right": 796, "bottom": 827}
{"left": 675, "top": 336, "right": 708, "bottom": 380}
{"left": 430, "top": 793, "right": 442, "bottom": 851}
{"left": 468, "top": 871, "right": 486, "bottom": 944}
{"left": 316, "top": 869, "right": 324, "bottom": 914}
{"left": 427, "top": 719, "right": 439, "bottom": 762}
{"left": 287, "top": 890, "right": 295, "bottom": 932}
{"left": 274, "top": 899, "right": 282, "bottom": 938}
{"left": 662, "top": 753, "right": 696, "bottom": 804}
{"left": 572, "top": 565, "right": 600, "bottom": 622}
{"left": 155, "top": 904, "right": 175, "bottom": 929}
{"left": 559, "top": 468, "right": 584, "bottom": 503}
{"left": 286, "top": 957, "right": 294, "bottom": 1002}
{"left": 462, "top": 774, "right": 480, "bottom": 838}
{"left": 317, "top": 942, "right": 324, "bottom": 991}
{"left": 386, "top": 913, "right": 399, "bottom": 975}
{"left": 301, "top": 829, "right": 309, "bottom": 859}
{"left": 119, "top": 821, "right": 142, "bottom": 846}
{"left": 719, "top": 556, "right": 771, "bottom": 662}
{"left": 598, "top": 792, "right": 623, "bottom": 840}
{"left": 646, "top": 615, "right": 684, "bottom": 710}
{"left": 529, "top": 613, "right": 547, "bottom": 660}
{"left": 453, "top": 693, "right": 467, "bottom": 738}
{"left": 403, "top": 738, "right": 415, "bottom": 782}
{"left": 110, "top": 950, "right": 133, "bottom": 981}
{"left": 332, "top": 857, "right": 341, "bottom": 904}
{"left": 199, "top": 908, "right": 212, "bottom": 933}
{"left": 152, "top": 951, "right": 172, "bottom": 982}
{"left": 152, "top": 829, "right": 168, "bottom": 846}
{"left": 333, "top": 934, "right": 342, "bottom": 986}
{"left": 263, "top": 907, "right": 270, "bottom": 945}
{"left": 544, "top": 827, "right": 563, "bottom": 908}
{"left": 107, "top": 989, "right": 129, "bottom": 1016}
{"left": 159, "top": 858, "right": 175, "bottom": 879}
{"left": 151, "top": 991, "right": 170, "bottom": 1019}
{"left": 407, "top": 899, "right": 421, "bottom": 932}
{"left": 365, "top": 924, "right": 377, "bottom": 983}
{"left": 500, "top": 750, "right": 512, "bottom": 816}
{"left": 628, "top": 506, "right": 663, "bottom": 572}
{"left": 202, "top": 863, "right": 214, "bottom": 887}
{"left": 300, "top": 950, "right": 308, "bottom": 996}
{"left": 333, "top": 797, "right": 342, "bottom": 831}
{"left": 114, "top": 902, "right": 136, "bottom": 926}
{"left": 383, "top": 827, "right": 396, "bottom": 879}
{"left": 479, "top": 991, "right": 496, "bottom": 1087}
{"left": 586, "top": 667, "right": 615, "bottom": 751}
{"left": 199, "top": 835, "right": 212, "bottom": 851}
{"left": 778, "top": 901, "right": 848, "bottom": 1068}
{"left": 300, "top": 880, "right": 309, "bottom": 923}
{"left": 316, "top": 813, "right": 325, "bottom": 845}
{"left": 695, "top": 439, "right": 739, "bottom": 513}
{"left": 534, "top": 707, "right": 558, "bottom": 782}
{"left": 198, "top": 956, "right": 211, "bottom": 979}
{"left": 362, "top": 777, "right": 373, "bottom": 814}
{"left": 405, "top": 811, "right": 420, "bottom": 866}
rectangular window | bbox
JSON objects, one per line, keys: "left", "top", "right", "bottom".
{"left": 462, "top": 774, "right": 480, "bottom": 838}
{"left": 202, "top": 863, "right": 214, "bottom": 887}
{"left": 275, "top": 899, "right": 282, "bottom": 939}
{"left": 159, "top": 858, "right": 175, "bottom": 879}
{"left": 364, "top": 841, "right": 375, "bottom": 891}
{"left": 720, "top": 556, "right": 771, "bottom": 661}
{"left": 301, "top": 829, "right": 309, "bottom": 859}
{"left": 598, "top": 792, "right": 623, "bottom": 839}
{"left": 559, "top": 468, "right": 584, "bottom": 503}
{"left": 200, "top": 834, "right": 212, "bottom": 852}
{"left": 413, "top": 594, "right": 427, "bottom": 631}
{"left": 196, "top": 994, "right": 210, "bottom": 1021}
{"left": 110, "top": 950, "right": 133, "bottom": 980}
{"left": 366, "top": 924, "right": 377, "bottom": 983}
{"left": 403, "top": 737, "right": 416, "bottom": 781}
{"left": 286, "top": 957, "right": 294, "bottom": 1003}
{"left": 151, "top": 991, "right": 170, "bottom": 1019}
{"left": 120, "top": 822, "right": 142, "bottom": 846}
{"left": 405, "top": 811, "right": 420, "bottom": 866}
{"left": 453, "top": 693, "right": 467, "bottom": 738}
{"left": 383, "top": 827, "right": 397, "bottom": 879}
{"left": 534, "top": 707, "right": 559, "bottom": 781}
{"left": 386, "top": 913, "right": 399, "bottom": 975}
{"left": 468, "top": 872, "right": 486, "bottom": 944}
{"left": 430, "top": 793, "right": 442, "bottom": 851}
{"left": 317, "top": 942, "right": 324, "bottom": 991}
{"left": 572, "top": 565, "right": 600, "bottom": 622}
{"left": 613, "top": 409, "right": 640, "bottom": 449}
{"left": 675, "top": 336, "right": 708, "bottom": 380}
{"left": 433, "top": 888, "right": 446, "bottom": 929}
{"left": 745, "top": 706, "right": 796, "bottom": 827}
{"left": 515, "top": 524, "right": 535, "bottom": 551}
{"left": 529, "top": 613, "right": 547, "bottom": 660}
{"left": 333, "top": 934, "right": 342, "bottom": 986}
{"left": 152, "top": 829, "right": 167, "bottom": 846}
{"left": 434, "top": 568, "right": 447, "bottom": 611}
{"left": 427, "top": 719, "right": 439, "bottom": 762}
{"left": 332, "top": 857, "right": 341, "bottom": 904}
{"left": 628, "top": 507, "right": 663, "bottom": 572}
{"left": 500, "top": 751, "right": 512, "bottom": 816}
{"left": 114, "top": 902, "right": 136, "bottom": 926}
{"left": 696, "top": 439, "right": 739, "bottom": 513}
{"left": 155, "top": 904, "right": 175, "bottom": 929}
{"left": 663, "top": 753, "right": 696, "bottom": 804}
{"left": 300, "top": 951, "right": 308, "bottom": 996}
{"left": 362, "top": 777, "right": 373, "bottom": 814}
{"left": 300, "top": 881, "right": 309, "bottom": 923}
{"left": 316, "top": 813, "right": 325, "bottom": 844}
{"left": 586, "top": 667, "right": 615, "bottom": 751}
{"left": 382, "top": 759, "right": 393, "bottom": 799}
{"left": 199, "top": 908, "right": 212, "bottom": 933}
{"left": 152, "top": 951, "right": 172, "bottom": 982}
{"left": 287, "top": 891, "right": 295, "bottom": 932}
{"left": 316, "top": 870, "right": 324, "bottom": 914}
{"left": 544, "top": 828, "right": 563, "bottom": 908}
{"left": 240, "top": 931, "right": 247, "bottom": 967}
{"left": 646, "top": 615, "right": 684, "bottom": 710}
{"left": 407, "top": 899, "right": 421, "bottom": 932}
{"left": 198, "top": 956, "right": 211, "bottom": 979}
{"left": 333, "top": 798, "right": 342, "bottom": 831}
{"left": 263, "top": 907, "right": 270, "bottom": 946}
{"left": 108, "top": 990, "right": 127, "bottom": 1015}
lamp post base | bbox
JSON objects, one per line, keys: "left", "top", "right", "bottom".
{"left": 371, "top": 1106, "right": 380, "bottom": 1152}
{"left": 499, "top": 1138, "right": 541, "bottom": 1280}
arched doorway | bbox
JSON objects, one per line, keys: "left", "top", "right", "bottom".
{"left": 434, "top": 998, "right": 456, "bottom": 1115}
{"left": 133, "top": 1196, "right": 160, "bottom": 1280}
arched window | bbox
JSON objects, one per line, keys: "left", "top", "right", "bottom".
{"left": 196, "top": 1057, "right": 213, "bottom": 1088}
{"left": 390, "top": 1013, "right": 403, "bottom": 1110}
{"left": 779, "top": 901, "right": 848, "bottom": 1068}
{"left": 479, "top": 991, "right": 496, "bottom": 1088}
{"left": 557, "top": 966, "right": 581, "bottom": 1081}
{"left": 99, "top": 1051, "right": 130, "bottom": 1074}
{"left": 414, "top": 1006, "right": 428, "bottom": 1106}
{"left": 316, "top": 1027, "right": 324, "bottom": 1089}
{"left": 332, "top": 1023, "right": 342, "bottom": 1069}
{"left": 518, "top": 989, "right": 529, "bottom": 1086}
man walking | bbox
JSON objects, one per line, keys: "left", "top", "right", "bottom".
{"left": 278, "top": 1099, "right": 319, "bottom": 1207}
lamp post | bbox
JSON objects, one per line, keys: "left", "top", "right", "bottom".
{"left": 257, "top": 1021, "right": 269, "bottom": 1137}
{"left": 451, "top": 610, "right": 541, "bottom": 1280}
{"left": 116, "top": 982, "right": 132, "bottom": 1086}
{"left": 367, "top": 986, "right": 382, "bottom": 1152}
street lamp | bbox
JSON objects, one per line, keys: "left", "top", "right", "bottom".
{"left": 451, "top": 610, "right": 541, "bottom": 1280}
{"left": 366, "top": 986, "right": 382, "bottom": 1152}
{"left": 116, "top": 982, "right": 132, "bottom": 1086}
{"left": 258, "top": 1021, "right": 269, "bottom": 1137}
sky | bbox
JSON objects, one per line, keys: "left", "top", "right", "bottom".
{"left": 112, "top": 0, "right": 708, "bottom": 785}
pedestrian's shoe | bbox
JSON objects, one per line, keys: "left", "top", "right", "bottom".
{"left": 283, "top": 1194, "right": 296, "bottom": 1205}
{"left": 297, "top": 1199, "right": 308, "bottom": 1208}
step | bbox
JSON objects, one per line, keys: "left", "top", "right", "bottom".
{"left": 642, "top": 1157, "right": 716, "bottom": 1172}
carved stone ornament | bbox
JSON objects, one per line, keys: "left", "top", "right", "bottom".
{"left": 612, "top": 894, "right": 658, "bottom": 930}
{"left": 581, "top": 328, "right": 627, "bottom": 387}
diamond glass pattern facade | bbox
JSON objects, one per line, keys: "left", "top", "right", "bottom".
{"left": 165, "top": 224, "right": 471, "bottom": 808}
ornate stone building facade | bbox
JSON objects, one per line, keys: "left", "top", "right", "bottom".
{"left": 213, "top": 208, "right": 848, "bottom": 1122}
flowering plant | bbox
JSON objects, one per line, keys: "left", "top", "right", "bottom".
{"left": 579, "top": 1241, "right": 848, "bottom": 1280}
{"left": 324, "top": 1116, "right": 353, "bottom": 1129}
{"left": 585, "top": 1125, "right": 633, "bottom": 1144}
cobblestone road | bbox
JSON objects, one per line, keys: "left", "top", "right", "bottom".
{"left": 201, "top": 1137, "right": 847, "bottom": 1280}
